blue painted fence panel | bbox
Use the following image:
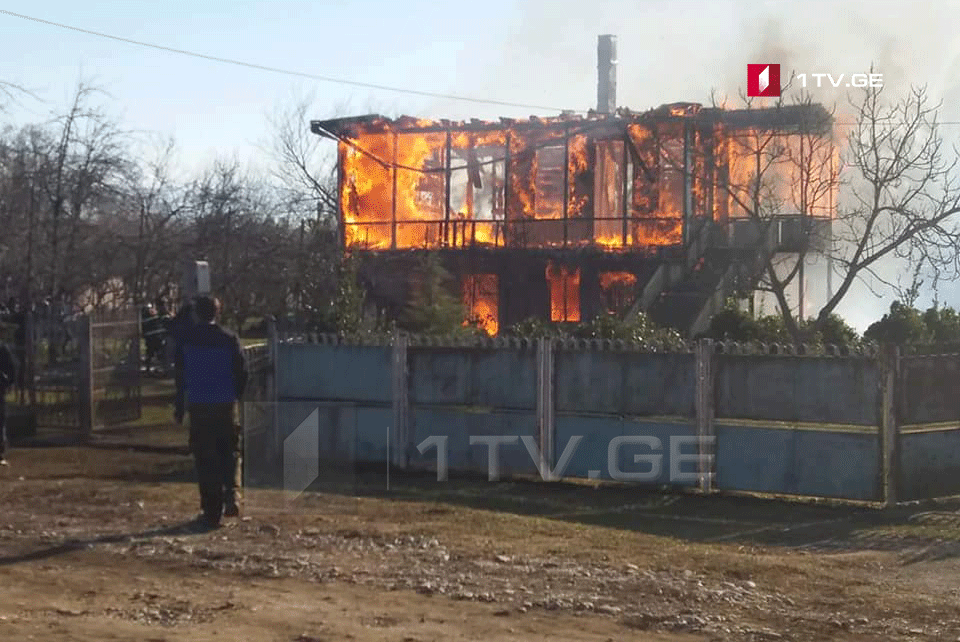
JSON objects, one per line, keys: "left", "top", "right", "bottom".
{"left": 714, "top": 356, "right": 879, "bottom": 425}
{"left": 407, "top": 407, "right": 539, "bottom": 476}
{"left": 715, "top": 423, "right": 880, "bottom": 501}
{"left": 275, "top": 401, "right": 391, "bottom": 465}
{"left": 409, "top": 348, "right": 537, "bottom": 409}
{"left": 277, "top": 343, "right": 392, "bottom": 403}
{"left": 899, "top": 428, "right": 960, "bottom": 500}
{"left": 554, "top": 415, "right": 697, "bottom": 486}
{"left": 554, "top": 351, "right": 695, "bottom": 417}
{"left": 900, "top": 357, "right": 960, "bottom": 425}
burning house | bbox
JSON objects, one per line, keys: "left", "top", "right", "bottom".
{"left": 311, "top": 36, "right": 836, "bottom": 336}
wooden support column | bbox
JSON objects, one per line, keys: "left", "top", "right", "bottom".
{"left": 503, "top": 133, "right": 512, "bottom": 246}
{"left": 337, "top": 144, "right": 346, "bottom": 250}
{"left": 391, "top": 133, "right": 398, "bottom": 249}
{"left": 444, "top": 130, "right": 452, "bottom": 247}
{"left": 682, "top": 122, "right": 693, "bottom": 248}
{"left": 563, "top": 125, "right": 570, "bottom": 248}
{"left": 621, "top": 135, "right": 629, "bottom": 246}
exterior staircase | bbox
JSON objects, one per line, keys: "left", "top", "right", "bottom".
{"left": 630, "top": 218, "right": 780, "bottom": 337}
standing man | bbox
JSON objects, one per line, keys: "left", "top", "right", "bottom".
{"left": 0, "top": 324, "right": 19, "bottom": 466}
{"left": 8, "top": 299, "right": 25, "bottom": 404}
{"left": 167, "top": 297, "right": 194, "bottom": 375}
{"left": 174, "top": 296, "right": 247, "bottom": 529}
{"left": 142, "top": 304, "right": 167, "bottom": 373}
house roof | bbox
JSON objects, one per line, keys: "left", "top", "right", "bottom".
{"left": 310, "top": 103, "right": 834, "bottom": 139}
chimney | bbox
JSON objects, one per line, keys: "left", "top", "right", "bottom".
{"left": 597, "top": 34, "right": 617, "bottom": 114}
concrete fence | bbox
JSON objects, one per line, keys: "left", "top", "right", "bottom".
{"left": 253, "top": 329, "right": 960, "bottom": 505}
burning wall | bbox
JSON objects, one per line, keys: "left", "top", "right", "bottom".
{"left": 329, "top": 114, "right": 697, "bottom": 252}
{"left": 321, "top": 104, "right": 836, "bottom": 254}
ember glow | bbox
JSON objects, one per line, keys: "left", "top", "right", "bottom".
{"left": 463, "top": 273, "right": 499, "bottom": 336}
{"left": 546, "top": 262, "right": 581, "bottom": 322}
{"left": 600, "top": 271, "right": 638, "bottom": 314}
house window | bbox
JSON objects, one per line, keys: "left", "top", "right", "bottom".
{"left": 546, "top": 262, "right": 581, "bottom": 322}
{"left": 534, "top": 145, "right": 566, "bottom": 220}
{"left": 463, "top": 274, "right": 499, "bottom": 335}
{"left": 599, "top": 272, "right": 638, "bottom": 314}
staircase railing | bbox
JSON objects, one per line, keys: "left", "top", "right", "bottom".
{"left": 688, "top": 219, "right": 780, "bottom": 336}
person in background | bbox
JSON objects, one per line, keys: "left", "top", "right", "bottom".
{"left": 154, "top": 297, "right": 173, "bottom": 376}
{"left": 167, "top": 297, "right": 194, "bottom": 374}
{"left": 0, "top": 323, "right": 19, "bottom": 466}
{"left": 174, "top": 296, "right": 248, "bottom": 530}
{"left": 142, "top": 304, "right": 166, "bottom": 373}
{"left": 8, "top": 299, "right": 26, "bottom": 404}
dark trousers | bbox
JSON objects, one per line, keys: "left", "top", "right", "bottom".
{"left": 144, "top": 337, "right": 165, "bottom": 367}
{"left": 188, "top": 403, "right": 241, "bottom": 521}
{"left": 0, "top": 394, "right": 6, "bottom": 459}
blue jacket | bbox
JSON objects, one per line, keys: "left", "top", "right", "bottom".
{"left": 174, "top": 322, "right": 248, "bottom": 411}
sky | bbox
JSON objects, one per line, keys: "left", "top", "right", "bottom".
{"left": 3, "top": 0, "right": 960, "bottom": 328}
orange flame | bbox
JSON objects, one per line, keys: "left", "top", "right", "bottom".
{"left": 599, "top": 271, "right": 637, "bottom": 290}
{"left": 546, "top": 262, "right": 580, "bottom": 322}
{"left": 337, "top": 111, "right": 833, "bottom": 252}
{"left": 599, "top": 271, "right": 638, "bottom": 313}
{"left": 463, "top": 273, "right": 499, "bottom": 335}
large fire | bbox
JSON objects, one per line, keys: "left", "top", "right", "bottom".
{"left": 337, "top": 114, "right": 694, "bottom": 251}
{"left": 333, "top": 107, "right": 835, "bottom": 252}
{"left": 324, "top": 105, "right": 836, "bottom": 334}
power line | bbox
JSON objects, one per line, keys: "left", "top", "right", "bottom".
{"left": 6, "top": 10, "right": 960, "bottom": 127}
{"left": 0, "top": 9, "right": 579, "bottom": 113}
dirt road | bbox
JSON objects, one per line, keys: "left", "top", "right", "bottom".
{"left": 1, "top": 436, "right": 959, "bottom": 641}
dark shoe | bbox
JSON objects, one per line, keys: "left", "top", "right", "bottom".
{"left": 223, "top": 502, "right": 240, "bottom": 518}
{"left": 186, "top": 514, "right": 221, "bottom": 532}
{"left": 202, "top": 512, "right": 222, "bottom": 528}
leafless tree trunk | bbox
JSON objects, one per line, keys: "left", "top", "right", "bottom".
{"left": 705, "top": 76, "right": 960, "bottom": 342}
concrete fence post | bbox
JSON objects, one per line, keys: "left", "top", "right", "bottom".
{"left": 78, "top": 314, "right": 94, "bottom": 440}
{"left": 267, "top": 316, "right": 280, "bottom": 471}
{"left": 881, "top": 344, "right": 900, "bottom": 506}
{"left": 695, "top": 338, "right": 715, "bottom": 493}
{"left": 391, "top": 331, "right": 410, "bottom": 469}
{"left": 536, "top": 337, "right": 555, "bottom": 478}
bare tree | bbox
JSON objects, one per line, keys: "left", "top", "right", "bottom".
{"left": 121, "top": 137, "right": 191, "bottom": 303}
{"left": 264, "top": 92, "right": 338, "bottom": 226}
{"left": 33, "top": 80, "right": 129, "bottom": 300}
{"left": 706, "top": 77, "right": 960, "bottom": 342}
{"left": 0, "top": 79, "right": 39, "bottom": 113}
{"left": 834, "top": 84, "right": 960, "bottom": 311}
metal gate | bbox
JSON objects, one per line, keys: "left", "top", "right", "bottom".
{"left": 240, "top": 341, "right": 275, "bottom": 487}
{"left": 89, "top": 307, "right": 142, "bottom": 428}
{"left": 28, "top": 311, "right": 85, "bottom": 431}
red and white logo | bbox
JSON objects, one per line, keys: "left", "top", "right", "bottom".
{"left": 747, "top": 64, "right": 781, "bottom": 97}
